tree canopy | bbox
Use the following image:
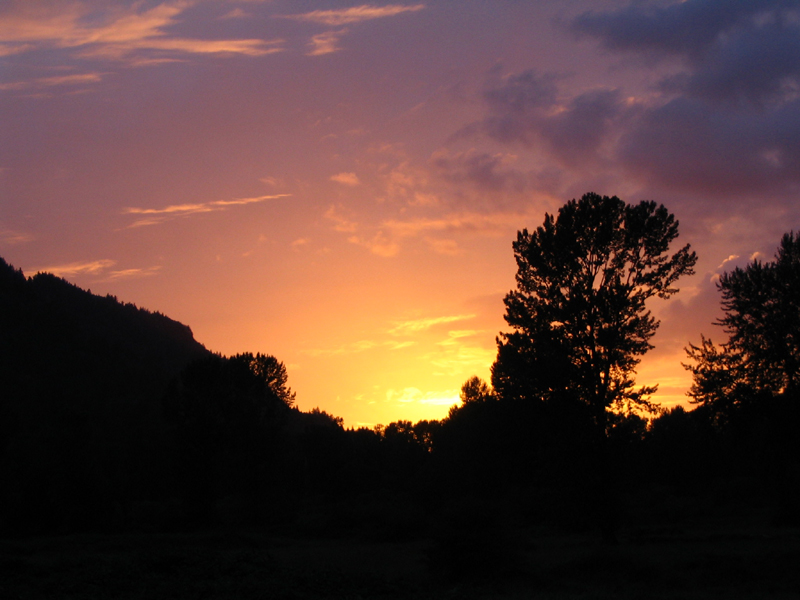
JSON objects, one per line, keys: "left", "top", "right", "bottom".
{"left": 685, "top": 232, "right": 800, "bottom": 420}
{"left": 493, "top": 192, "right": 697, "bottom": 432}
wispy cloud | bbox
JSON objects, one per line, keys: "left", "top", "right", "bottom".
{"left": 0, "top": 2, "right": 284, "bottom": 63}
{"left": 389, "top": 314, "right": 475, "bottom": 336}
{"left": 330, "top": 172, "right": 361, "bottom": 186}
{"left": 124, "top": 194, "right": 290, "bottom": 227}
{"left": 308, "top": 29, "right": 347, "bottom": 55}
{"left": 302, "top": 336, "right": 419, "bottom": 357}
{"left": 0, "top": 72, "right": 105, "bottom": 91}
{"left": 291, "top": 238, "right": 309, "bottom": 249}
{"left": 303, "top": 339, "right": 383, "bottom": 357}
{"left": 437, "top": 330, "right": 481, "bottom": 346}
{"left": 424, "top": 343, "right": 497, "bottom": 377}
{"left": 425, "top": 238, "right": 461, "bottom": 256}
{"left": 26, "top": 259, "right": 162, "bottom": 281}
{"left": 283, "top": 4, "right": 425, "bottom": 26}
{"left": 0, "top": 228, "right": 35, "bottom": 245}
{"left": 219, "top": 8, "right": 248, "bottom": 20}
{"left": 104, "top": 266, "right": 162, "bottom": 280}
{"left": 325, "top": 205, "right": 358, "bottom": 233}
{"left": 347, "top": 233, "right": 400, "bottom": 257}
{"left": 341, "top": 209, "right": 529, "bottom": 257}
{"left": 30, "top": 259, "right": 117, "bottom": 277}
{"left": 79, "top": 37, "right": 281, "bottom": 60}
{"left": 385, "top": 387, "right": 459, "bottom": 406}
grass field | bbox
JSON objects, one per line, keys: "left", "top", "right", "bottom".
{"left": 1, "top": 518, "right": 799, "bottom": 599}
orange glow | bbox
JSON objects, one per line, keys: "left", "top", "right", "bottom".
{"left": 2, "top": 0, "right": 796, "bottom": 427}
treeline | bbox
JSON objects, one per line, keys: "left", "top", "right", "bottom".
{"left": 1, "top": 194, "right": 798, "bottom": 542}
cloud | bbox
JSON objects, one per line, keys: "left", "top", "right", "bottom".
{"left": 308, "top": 29, "right": 347, "bottom": 55}
{"left": 617, "top": 93, "right": 800, "bottom": 195}
{"left": 325, "top": 205, "right": 358, "bottom": 233}
{"left": 468, "top": 0, "right": 800, "bottom": 201}
{"left": 0, "top": 228, "right": 34, "bottom": 244}
{"left": 347, "top": 231, "right": 400, "bottom": 257}
{"left": 717, "top": 255, "right": 741, "bottom": 270}
{"left": 389, "top": 314, "right": 475, "bottom": 336}
{"left": 421, "top": 337, "right": 497, "bottom": 377}
{"left": 431, "top": 149, "right": 529, "bottom": 193}
{"left": 425, "top": 238, "right": 461, "bottom": 256}
{"left": 380, "top": 211, "right": 526, "bottom": 238}
{"left": 0, "top": 1, "right": 284, "bottom": 63}
{"left": 302, "top": 340, "right": 376, "bottom": 357}
{"left": 475, "top": 69, "right": 628, "bottom": 167}
{"left": 30, "top": 259, "right": 116, "bottom": 277}
{"left": 220, "top": 8, "right": 248, "bottom": 20}
{"left": 0, "top": 72, "right": 105, "bottom": 91}
{"left": 385, "top": 387, "right": 459, "bottom": 406}
{"left": 437, "top": 330, "right": 481, "bottom": 346}
{"left": 571, "top": 0, "right": 800, "bottom": 106}
{"left": 410, "top": 191, "right": 439, "bottom": 207}
{"left": 330, "top": 172, "right": 361, "bottom": 186}
{"left": 484, "top": 68, "right": 559, "bottom": 115}
{"left": 81, "top": 38, "right": 282, "bottom": 60}
{"left": 283, "top": 4, "right": 426, "bottom": 26}
{"left": 124, "top": 194, "right": 289, "bottom": 227}
{"left": 104, "top": 266, "right": 162, "bottom": 280}
{"left": 24, "top": 259, "right": 162, "bottom": 281}
{"left": 0, "top": 43, "right": 34, "bottom": 56}
{"left": 303, "top": 338, "right": 416, "bottom": 357}
{"left": 337, "top": 208, "right": 531, "bottom": 257}
{"left": 570, "top": 0, "right": 794, "bottom": 60}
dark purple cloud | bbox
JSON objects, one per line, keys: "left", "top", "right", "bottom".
{"left": 670, "top": 23, "right": 800, "bottom": 105}
{"left": 484, "top": 69, "right": 559, "bottom": 116}
{"left": 476, "top": 69, "right": 628, "bottom": 168}
{"left": 619, "top": 96, "right": 800, "bottom": 195}
{"left": 570, "top": 0, "right": 799, "bottom": 60}
{"left": 572, "top": 0, "right": 800, "bottom": 105}
{"left": 471, "top": 0, "right": 800, "bottom": 201}
{"left": 538, "top": 89, "right": 626, "bottom": 166}
{"left": 432, "top": 151, "right": 527, "bottom": 193}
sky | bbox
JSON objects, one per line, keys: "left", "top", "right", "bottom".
{"left": 2, "top": 0, "right": 799, "bottom": 427}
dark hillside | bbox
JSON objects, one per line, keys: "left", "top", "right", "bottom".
{"left": 0, "top": 257, "right": 208, "bottom": 405}
{"left": 0, "top": 256, "right": 209, "bottom": 534}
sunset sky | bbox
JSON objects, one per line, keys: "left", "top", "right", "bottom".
{"left": 2, "top": 0, "right": 799, "bottom": 427}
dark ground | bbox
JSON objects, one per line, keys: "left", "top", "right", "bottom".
{"left": 2, "top": 516, "right": 799, "bottom": 600}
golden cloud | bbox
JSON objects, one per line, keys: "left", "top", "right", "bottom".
{"left": 308, "top": 30, "right": 347, "bottom": 56}
{"left": 325, "top": 205, "right": 359, "bottom": 233}
{"left": 385, "top": 386, "right": 459, "bottom": 406}
{"left": 0, "top": 1, "right": 284, "bottom": 62}
{"left": 388, "top": 314, "right": 475, "bottom": 336}
{"left": 124, "top": 194, "right": 290, "bottom": 227}
{"left": 283, "top": 4, "right": 425, "bottom": 26}
{"left": 330, "top": 172, "right": 361, "bottom": 186}
{"left": 0, "top": 73, "right": 104, "bottom": 91}
{"left": 29, "top": 259, "right": 117, "bottom": 277}
{"left": 0, "top": 228, "right": 35, "bottom": 245}
{"left": 105, "top": 266, "right": 162, "bottom": 280}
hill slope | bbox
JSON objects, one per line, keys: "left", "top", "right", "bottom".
{"left": 0, "top": 256, "right": 208, "bottom": 407}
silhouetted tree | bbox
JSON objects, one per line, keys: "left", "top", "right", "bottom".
{"left": 230, "top": 352, "right": 296, "bottom": 407}
{"left": 457, "top": 376, "right": 496, "bottom": 406}
{"left": 685, "top": 232, "right": 800, "bottom": 420}
{"left": 722, "top": 233, "right": 800, "bottom": 392}
{"left": 494, "top": 193, "right": 697, "bottom": 435}
{"left": 163, "top": 353, "right": 293, "bottom": 524}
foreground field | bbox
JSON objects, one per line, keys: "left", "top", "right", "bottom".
{"left": 1, "top": 520, "right": 799, "bottom": 600}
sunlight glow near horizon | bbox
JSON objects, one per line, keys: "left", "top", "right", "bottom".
{"left": 3, "top": 0, "right": 799, "bottom": 427}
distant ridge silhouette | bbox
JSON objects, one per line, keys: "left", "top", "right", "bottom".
{"left": 0, "top": 256, "right": 209, "bottom": 406}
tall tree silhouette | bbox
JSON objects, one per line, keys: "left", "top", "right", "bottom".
{"left": 493, "top": 192, "right": 697, "bottom": 434}
{"left": 685, "top": 232, "right": 800, "bottom": 418}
